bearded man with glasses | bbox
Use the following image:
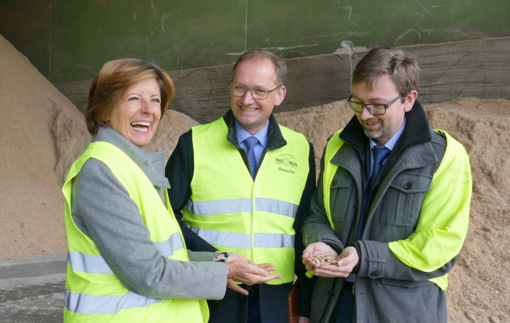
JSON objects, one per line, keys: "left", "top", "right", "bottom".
{"left": 166, "top": 49, "right": 316, "bottom": 323}
{"left": 302, "top": 47, "right": 472, "bottom": 323}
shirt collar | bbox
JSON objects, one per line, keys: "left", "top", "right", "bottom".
{"left": 235, "top": 120, "right": 269, "bottom": 147}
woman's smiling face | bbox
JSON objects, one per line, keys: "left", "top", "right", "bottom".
{"left": 109, "top": 77, "right": 162, "bottom": 148}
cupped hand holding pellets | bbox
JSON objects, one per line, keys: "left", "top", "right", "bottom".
{"left": 309, "top": 253, "right": 341, "bottom": 266}
{"left": 302, "top": 242, "right": 359, "bottom": 278}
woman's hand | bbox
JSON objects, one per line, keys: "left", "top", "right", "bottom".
{"left": 225, "top": 252, "right": 253, "bottom": 264}
{"left": 225, "top": 261, "right": 281, "bottom": 295}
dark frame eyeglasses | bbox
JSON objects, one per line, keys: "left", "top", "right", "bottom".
{"left": 229, "top": 83, "right": 282, "bottom": 100}
{"left": 347, "top": 95, "right": 402, "bottom": 116}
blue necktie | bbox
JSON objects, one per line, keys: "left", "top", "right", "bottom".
{"left": 244, "top": 136, "right": 258, "bottom": 178}
{"left": 358, "top": 146, "right": 390, "bottom": 239}
{"left": 368, "top": 146, "right": 390, "bottom": 193}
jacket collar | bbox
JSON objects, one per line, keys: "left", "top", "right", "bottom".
{"left": 223, "top": 110, "right": 287, "bottom": 150}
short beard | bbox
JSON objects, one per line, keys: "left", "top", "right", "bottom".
{"left": 364, "top": 127, "right": 384, "bottom": 140}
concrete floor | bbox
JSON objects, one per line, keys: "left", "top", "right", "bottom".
{"left": 0, "top": 255, "right": 66, "bottom": 322}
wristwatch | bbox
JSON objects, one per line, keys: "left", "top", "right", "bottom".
{"left": 213, "top": 251, "right": 232, "bottom": 262}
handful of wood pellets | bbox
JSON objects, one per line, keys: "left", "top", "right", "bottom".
{"left": 309, "top": 254, "right": 340, "bottom": 266}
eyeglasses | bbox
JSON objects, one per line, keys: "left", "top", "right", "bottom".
{"left": 229, "top": 84, "right": 282, "bottom": 100}
{"left": 347, "top": 95, "right": 402, "bottom": 116}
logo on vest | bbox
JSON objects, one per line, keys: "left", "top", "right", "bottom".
{"left": 275, "top": 154, "right": 297, "bottom": 174}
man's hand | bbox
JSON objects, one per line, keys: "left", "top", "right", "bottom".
{"left": 303, "top": 243, "right": 359, "bottom": 278}
{"left": 310, "top": 246, "right": 359, "bottom": 278}
{"left": 302, "top": 242, "right": 338, "bottom": 271}
{"left": 225, "top": 261, "right": 281, "bottom": 295}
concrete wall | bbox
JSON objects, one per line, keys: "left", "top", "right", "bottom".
{"left": 54, "top": 37, "right": 510, "bottom": 124}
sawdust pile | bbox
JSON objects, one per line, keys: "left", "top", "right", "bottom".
{"left": 0, "top": 34, "right": 508, "bottom": 321}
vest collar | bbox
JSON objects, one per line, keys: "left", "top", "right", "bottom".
{"left": 93, "top": 127, "right": 170, "bottom": 189}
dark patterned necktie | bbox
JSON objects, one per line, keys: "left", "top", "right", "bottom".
{"left": 358, "top": 146, "right": 391, "bottom": 239}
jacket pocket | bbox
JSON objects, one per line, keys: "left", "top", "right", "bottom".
{"left": 379, "top": 173, "right": 431, "bottom": 227}
{"left": 329, "top": 172, "right": 356, "bottom": 232}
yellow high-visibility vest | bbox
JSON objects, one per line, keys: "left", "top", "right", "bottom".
{"left": 62, "top": 141, "right": 208, "bottom": 322}
{"left": 183, "top": 119, "right": 310, "bottom": 284}
{"left": 322, "top": 129, "right": 471, "bottom": 290}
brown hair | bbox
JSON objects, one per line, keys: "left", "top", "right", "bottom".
{"left": 232, "top": 49, "right": 287, "bottom": 85}
{"left": 85, "top": 58, "right": 175, "bottom": 135}
{"left": 352, "top": 48, "right": 420, "bottom": 97}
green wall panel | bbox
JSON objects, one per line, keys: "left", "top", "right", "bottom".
{"left": 1, "top": 0, "right": 509, "bottom": 83}
{"left": 246, "top": 0, "right": 510, "bottom": 57}
{"left": 50, "top": 0, "right": 247, "bottom": 82}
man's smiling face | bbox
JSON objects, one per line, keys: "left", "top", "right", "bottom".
{"left": 230, "top": 57, "right": 285, "bottom": 135}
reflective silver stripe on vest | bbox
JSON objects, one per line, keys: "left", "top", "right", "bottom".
{"left": 254, "top": 232, "right": 295, "bottom": 248}
{"left": 186, "top": 197, "right": 298, "bottom": 218}
{"left": 255, "top": 197, "right": 298, "bottom": 218}
{"left": 68, "top": 250, "right": 114, "bottom": 275}
{"left": 66, "top": 232, "right": 183, "bottom": 314}
{"left": 155, "top": 232, "right": 185, "bottom": 258}
{"left": 186, "top": 198, "right": 252, "bottom": 215}
{"left": 65, "top": 289, "right": 166, "bottom": 315}
{"left": 68, "top": 232, "right": 184, "bottom": 274}
{"left": 192, "top": 228, "right": 294, "bottom": 249}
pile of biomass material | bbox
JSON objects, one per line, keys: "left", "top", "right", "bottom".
{"left": 0, "top": 34, "right": 508, "bottom": 321}
{"left": 0, "top": 34, "right": 198, "bottom": 259}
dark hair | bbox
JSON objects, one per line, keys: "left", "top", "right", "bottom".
{"left": 352, "top": 48, "right": 420, "bottom": 97}
{"left": 85, "top": 58, "right": 175, "bottom": 135}
{"left": 233, "top": 49, "right": 287, "bottom": 85}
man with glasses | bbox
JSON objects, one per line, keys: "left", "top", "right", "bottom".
{"left": 302, "top": 47, "right": 472, "bottom": 322}
{"left": 166, "top": 49, "right": 315, "bottom": 323}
